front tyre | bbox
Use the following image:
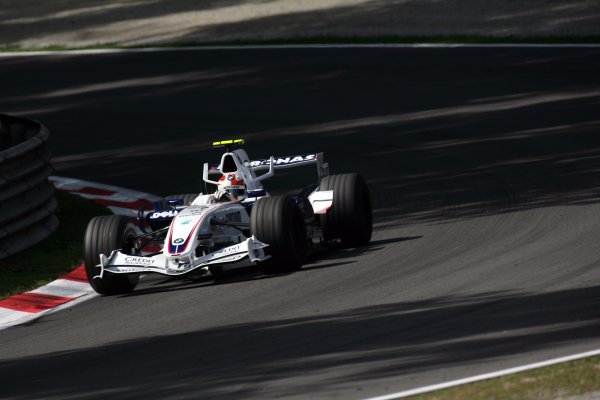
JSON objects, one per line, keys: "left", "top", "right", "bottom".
{"left": 83, "top": 215, "right": 140, "bottom": 295}
{"left": 319, "top": 173, "right": 373, "bottom": 247}
{"left": 251, "top": 196, "right": 306, "bottom": 274}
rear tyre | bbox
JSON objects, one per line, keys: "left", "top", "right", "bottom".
{"left": 319, "top": 173, "right": 373, "bottom": 247}
{"left": 83, "top": 215, "right": 140, "bottom": 295}
{"left": 251, "top": 196, "right": 306, "bottom": 274}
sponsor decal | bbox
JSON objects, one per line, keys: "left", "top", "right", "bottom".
{"left": 249, "top": 154, "right": 316, "bottom": 168}
{"left": 180, "top": 207, "right": 210, "bottom": 216}
{"left": 213, "top": 244, "right": 243, "bottom": 257}
{"left": 173, "top": 238, "right": 185, "bottom": 244}
{"left": 114, "top": 267, "right": 152, "bottom": 273}
{"left": 181, "top": 219, "right": 192, "bottom": 225}
{"left": 124, "top": 257, "right": 156, "bottom": 265}
{"left": 212, "top": 254, "right": 246, "bottom": 264}
{"left": 150, "top": 210, "right": 178, "bottom": 219}
{"left": 179, "top": 205, "right": 210, "bottom": 217}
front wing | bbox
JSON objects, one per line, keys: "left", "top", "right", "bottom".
{"left": 95, "top": 237, "right": 269, "bottom": 278}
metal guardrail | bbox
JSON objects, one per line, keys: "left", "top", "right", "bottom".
{"left": 0, "top": 114, "right": 58, "bottom": 260}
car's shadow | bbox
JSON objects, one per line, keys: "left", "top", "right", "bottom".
{"left": 313, "top": 235, "right": 423, "bottom": 261}
{"left": 122, "top": 235, "right": 422, "bottom": 297}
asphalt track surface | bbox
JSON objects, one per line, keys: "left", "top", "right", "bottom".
{"left": 1, "top": 47, "right": 600, "bottom": 399}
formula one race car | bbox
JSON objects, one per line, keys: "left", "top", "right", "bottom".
{"left": 83, "top": 139, "right": 372, "bottom": 295}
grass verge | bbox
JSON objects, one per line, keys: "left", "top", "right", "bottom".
{"left": 1, "top": 35, "right": 600, "bottom": 52}
{"left": 0, "top": 191, "right": 111, "bottom": 299}
{"left": 410, "top": 355, "right": 600, "bottom": 400}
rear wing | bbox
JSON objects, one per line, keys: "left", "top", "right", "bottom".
{"left": 247, "top": 153, "right": 329, "bottom": 179}
{"left": 203, "top": 152, "right": 329, "bottom": 189}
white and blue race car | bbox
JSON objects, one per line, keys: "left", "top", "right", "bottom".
{"left": 83, "top": 139, "right": 372, "bottom": 295}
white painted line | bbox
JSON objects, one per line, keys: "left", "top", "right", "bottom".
{"left": 49, "top": 176, "right": 162, "bottom": 201}
{"left": 74, "top": 192, "right": 153, "bottom": 203}
{"left": 0, "top": 43, "right": 599, "bottom": 57}
{"left": 0, "top": 308, "right": 32, "bottom": 327}
{"left": 31, "top": 279, "right": 93, "bottom": 298}
{"left": 0, "top": 291, "right": 99, "bottom": 331}
{"left": 363, "top": 348, "right": 600, "bottom": 400}
{"left": 44, "top": 291, "right": 100, "bottom": 316}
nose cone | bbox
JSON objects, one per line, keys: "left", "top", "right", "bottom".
{"left": 166, "top": 206, "right": 211, "bottom": 255}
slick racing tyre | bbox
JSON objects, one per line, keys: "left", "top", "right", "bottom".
{"left": 319, "top": 173, "right": 373, "bottom": 247}
{"left": 83, "top": 215, "right": 140, "bottom": 295}
{"left": 251, "top": 195, "right": 307, "bottom": 274}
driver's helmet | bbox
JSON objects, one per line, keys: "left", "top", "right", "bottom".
{"left": 216, "top": 173, "right": 247, "bottom": 201}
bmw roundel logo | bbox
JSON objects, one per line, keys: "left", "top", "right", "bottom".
{"left": 173, "top": 238, "right": 185, "bottom": 244}
{"left": 227, "top": 174, "right": 234, "bottom": 181}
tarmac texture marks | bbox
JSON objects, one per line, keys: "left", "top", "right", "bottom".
{"left": 0, "top": 48, "right": 599, "bottom": 399}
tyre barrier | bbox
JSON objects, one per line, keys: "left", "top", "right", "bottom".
{"left": 0, "top": 114, "right": 57, "bottom": 260}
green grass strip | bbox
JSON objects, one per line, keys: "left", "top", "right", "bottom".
{"left": 0, "top": 191, "right": 111, "bottom": 299}
{"left": 410, "top": 355, "right": 600, "bottom": 400}
{"left": 1, "top": 35, "right": 600, "bottom": 52}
